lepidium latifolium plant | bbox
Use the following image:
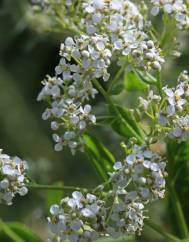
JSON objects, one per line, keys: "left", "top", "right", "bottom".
{"left": 1, "top": 0, "right": 189, "bottom": 242}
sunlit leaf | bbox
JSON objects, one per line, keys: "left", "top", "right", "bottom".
{"left": 124, "top": 70, "right": 147, "bottom": 91}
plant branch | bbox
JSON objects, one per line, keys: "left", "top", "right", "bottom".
{"left": 27, "top": 183, "right": 90, "bottom": 192}
{"left": 92, "top": 78, "right": 144, "bottom": 144}
{"left": 95, "top": 235, "right": 134, "bottom": 242}
{"left": 107, "top": 63, "right": 126, "bottom": 93}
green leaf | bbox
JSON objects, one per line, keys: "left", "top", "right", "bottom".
{"left": 46, "top": 181, "right": 64, "bottom": 210}
{"left": 0, "top": 221, "right": 42, "bottom": 242}
{"left": 124, "top": 70, "right": 147, "bottom": 91}
{"left": 109, "top": 83, "right": 124, "bottom": 95}
{"left": 109, "top": 105, "right": 143, "bottom": 140}
{"left": 84, "top": 134, "right": 115, "bottom": 182}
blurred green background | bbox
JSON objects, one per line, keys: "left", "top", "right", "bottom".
{"left": 0, "top": 1, "right": 189, "bottom": 241}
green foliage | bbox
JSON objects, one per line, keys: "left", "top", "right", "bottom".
{"left": 109, "top": 105, "right": 143, "bottom": 140}
{"left": 46, "top": 181, "right": 64, "bottom": 210}
{"left": 0, "top": 221, "right": 42, "bottom": 242}
{"left": 124, "top": 70, "right": 147, "bottom": 91}
{"left": 83, "top": 134, "right": 115, "bottom": 182}
{"left": 167, "top": 140, "right": 189, "bottom": 237}
{"left": 109, "top": 83, "right": 124, "bottom": 95}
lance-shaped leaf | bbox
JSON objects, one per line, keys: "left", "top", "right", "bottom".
{"left": 109, "top": 105, "right": 143, "bottom": 141}
{"left": 0, "top": 220, "right": 42, "bottom": 242}
{"left": 83, "top": 134, "right": 115, "bottom": 182}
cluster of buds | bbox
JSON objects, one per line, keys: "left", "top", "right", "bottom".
{"left": 48, "top": 144, "right": 167, "bottom": 241}
{"left": 151, "top": 0, "right": 189, "bottom": 29}
{"left": 0, "top": 150, "right": 28, "bottom": 205}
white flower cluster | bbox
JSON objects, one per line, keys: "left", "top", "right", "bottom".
{"left": 38, "top": 34, "right": 113, "bottom": 153}
{"left": 83, "top": 0, "right": 164, "bottom": 70}
{"left": 139, "top": 71, "right": 189, "bottom": 142}
{"left": 32, "top": 0, "right": 76, "bottom": 9}
{"left": 106, "top": 199, "right": 145, "bottom": 237}
{"left": 151, "top": 0, "right": 189, "bottom": 29}
{"left": 110, "top": 145, "right": 166, "bottom": 201}
{"left": 0, "top": 149, "right": 28, "bottom": 205}
{"left": 48, "top": 145, "right": 166, "bottom": 241}
{"left": 38, "top": 0, "right": 164, "bottom": 153}
{"left": 158, "top": 71, "right": 189, "bottom": 142}
{"left": 139, "top": 89, "right": 161, "bottom": 110}
{"left": 48, "top": 191, "right": 106, "bottom": 242}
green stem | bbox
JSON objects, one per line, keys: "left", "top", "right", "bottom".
{"left": 169, "top": 184, "right": 189, "bottom": 239}
{"left": 95, "top": 235, "right": 134, "bottom": 242}
{"left": 27, "top": 183, "right": 90, "bottom": 192}
{"left": 92, "top": 78, "right": 144, "bottom": 144}
{"left": 145, "top": 219, "right": 181, "bottom": 242}
{"left": 107, "top": 63, "right": 126, "bottom": 93}
{"left": 0, "top": 220, "right": 25, "bottom": 242}
{"left": 156, "top": 71, "right": 163, "bottom": 97}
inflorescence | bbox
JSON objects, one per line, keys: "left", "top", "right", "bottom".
{"left": 37, "top": 0, "right": 164, "bottom": 154}
{"left": 0, "top": 150, "right": 28, "bottom": 205}
{"left": 5, "top": 1, "right": 188, "bottom": 241}
{"left": 47, "top": 144, "right": 167, "bottom": 241}
{"left": 151, "top": 0, "right": 189, "bottom": 29}
{"left": 139, "top": 71, "right": 189, "bottom": 142}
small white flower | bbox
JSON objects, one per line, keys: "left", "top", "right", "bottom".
{"left": 0, "top": 150, "right": 28, "bottom": 205}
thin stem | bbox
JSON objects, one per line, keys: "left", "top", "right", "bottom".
{"left": 0, "top": 220, "right": 25, "bottom": 242}
{"left": 107, "top": 63, "right": 126, "bottom": 93}
{"left": 27, "top": 183, "right": 90, "bottom": 192}
{"left": 92, "top": 78, "right": 144, "bottom": 144}
{"left": 145, "top": 219, "right": 181, "bottom": 242}
{"left": 169, "top": 184, "right": 189, "bottom": 239}
{"left": 95, "top": 235, "right": 134, "bottom": 242}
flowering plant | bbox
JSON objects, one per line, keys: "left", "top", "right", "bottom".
{"left": 1, "top": 0, "right": 189, "bottom": 242}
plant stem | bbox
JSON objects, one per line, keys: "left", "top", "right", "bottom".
{"left": 145, "top": 219, "right": 181, "bottom": 242}
{"left": 95, "top": 235, "right": 134, "bottom": 242}
{"left": 169, "top": 184, "right": 189, "bottom": 239}
{"left": 27, "top": 183, "right": 90, "bottom": 192}
{"left": 0, "top": 220, "right": 25, "bottom": 242}
{"left": 92, "top": 78, "right": 144, "bottom": 144}
{"left": 107, "top": 63, "right": 126, "bottom": 93}
{"left": 156, "top": 71, "right": 163, "bottom": 97}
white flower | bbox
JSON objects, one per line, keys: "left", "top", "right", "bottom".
{"left": 48, "top": 192, "right": 105, "bottom": 242}
{"left": 150, "top": 0, "right": 189, "bottom": 29}
{"left": 110, "top": 145, "right": 166, "bottom": 201}
{"left": 0, "top": 150, "right": 28, "bottom": 205}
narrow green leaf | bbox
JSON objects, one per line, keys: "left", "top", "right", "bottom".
{"left": 0, "top": 220, "right": 25, "bottom": 242}
{"left": 109, "top": 105, "right": 142, "bottom": 139}
{"left": 109, "top": 83, "right": 124, "bottom": 95}
{"left": 84, "top": 134, "right": 115, "bottom": 182}
{"left": 5, "top": 222, "right": 42, "bottom": 242}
